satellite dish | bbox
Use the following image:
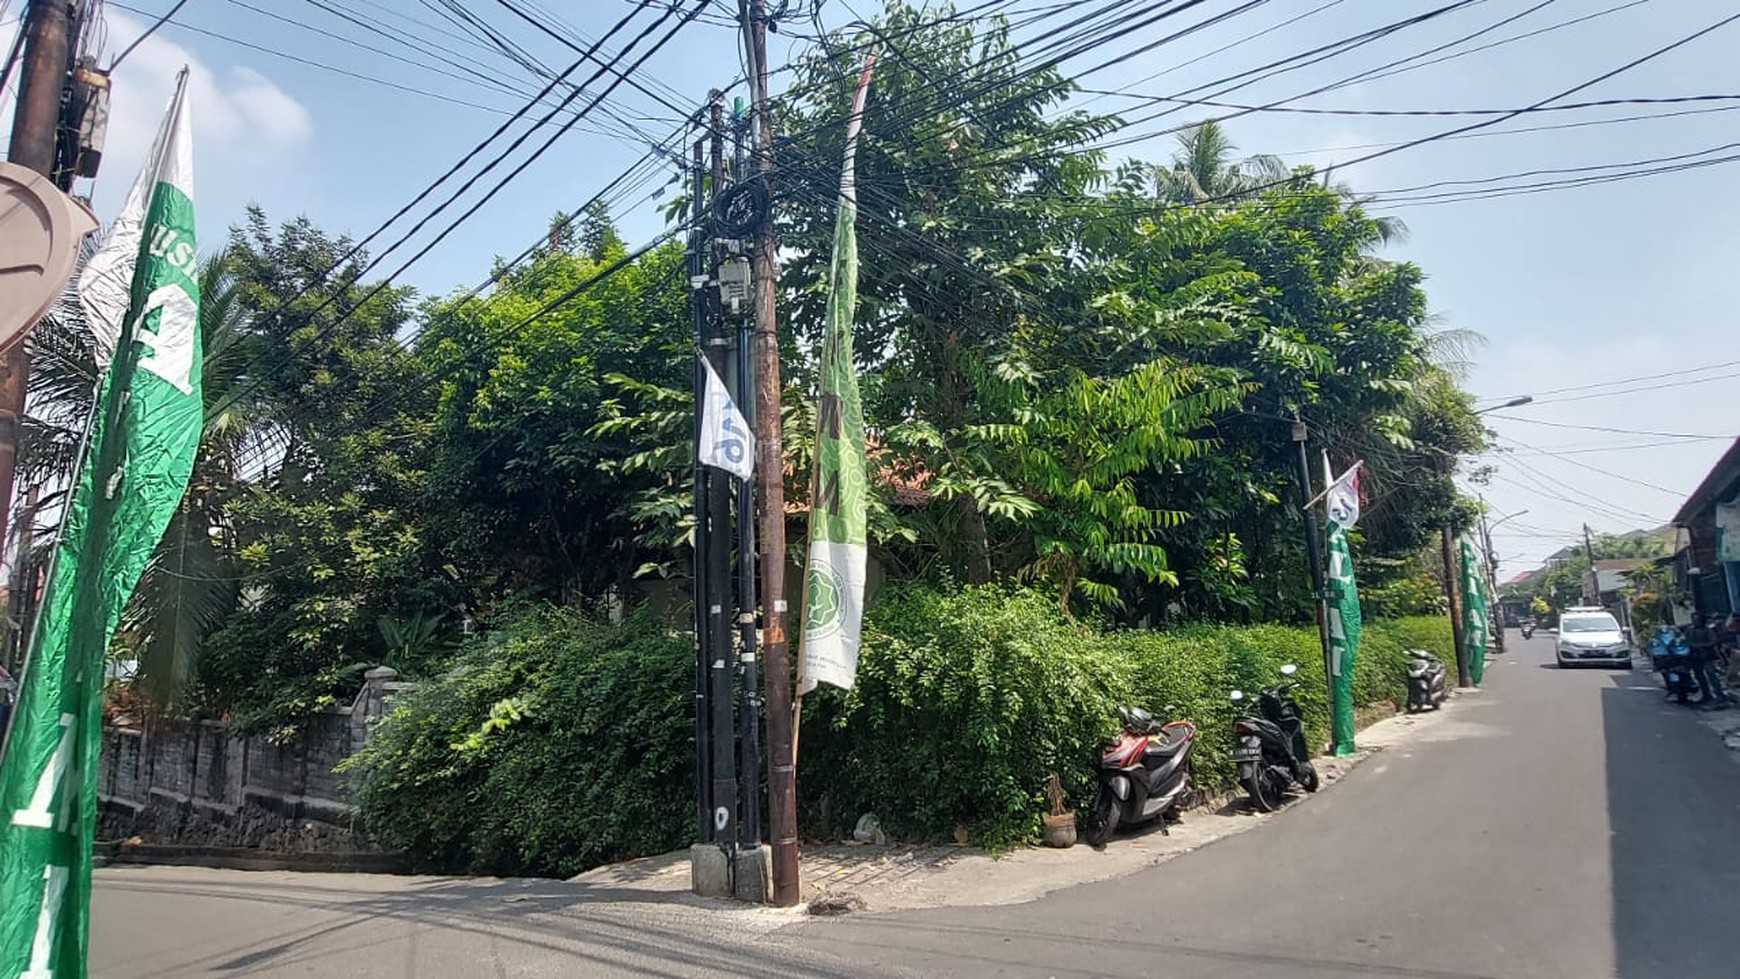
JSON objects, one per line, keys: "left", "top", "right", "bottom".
{"left": 0, "top": 162, "right": 98, "bottom": 354}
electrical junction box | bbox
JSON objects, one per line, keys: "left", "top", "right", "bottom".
{"left": 717, "top": 256, "right": 751, "bottom": 316}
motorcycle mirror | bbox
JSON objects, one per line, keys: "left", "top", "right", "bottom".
{"left": 1280, "top": 664, "right": 1298, "bottom": 677}
{"left": 1229, "top": 690, "right": 1244, "bottom": 701}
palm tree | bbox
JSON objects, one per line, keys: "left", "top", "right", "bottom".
{"left": 1157, "top": 121, "right": 1410, "bottom": 245}
{"left": 21, "top": 251, "right": 278, "bottom": 708}
{"left": 1153, "top": 120, "right": 1289, "bottom": 203}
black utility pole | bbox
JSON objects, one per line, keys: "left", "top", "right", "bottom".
{"left": 729, "top": 107, "right": 763, "bottom": 855}
{"left": 703, "top": 95, "right": 738, "bottom": 854}
{"left": 1582, "top": 523, "right": 1598, "bottom": 604}
{"left": 742, "top": 0, "right": 799, "bottom": 908}
{"left": 1292, "top": 418, "right": 1334, "bottom": 716}
{"left": 0, "top": 0, "right": 77, "bottom": 554}
{"left": 688, "top": 137, "right": 713, "bottom": 844}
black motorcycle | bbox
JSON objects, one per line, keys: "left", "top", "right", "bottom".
{"left": 1083, "top": 705, "right": 1198, "bottom": 847}
{"left": 1229, "top": 664, "right": 1319, "bottom": 812}
{"left": 1406, "top": 649, "right": 1448, "bottom": 712}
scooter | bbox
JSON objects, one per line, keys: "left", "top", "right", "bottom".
{"left": 1082, "top": 705, "right": 1198, "bottom": 847}
{"left": 1405, "top": 649, "right": 1448, "bottom": 712}
{"left": 1230, "top": 664, "right": 1319, "bottom": 813}
{"left": 1521, "top": 621, "right": 1536, "bottom": 640}
{"left": 1648, "top": 626, "right": 1699, "bottom": 705}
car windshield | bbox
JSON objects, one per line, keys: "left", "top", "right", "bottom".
{"left": 1563, "top": 615, "right": 1619, "bottom": 633}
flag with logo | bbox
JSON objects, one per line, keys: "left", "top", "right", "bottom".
{"left": 1323, "top": 457, "right": 1363, "bottom": 757}
{"left": 698, "top": 356, "right": 753, "bottom": 481}
{"left": 798, "top": 54, "right": 876, "bottom": 694}
{"left": 1460, "top": 536, "right": 1489, "bottom": 686}
{"left": 1, "top": 71, "right": 202, "bottom": 979}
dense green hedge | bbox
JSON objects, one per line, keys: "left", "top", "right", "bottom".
{"left": 344, "top": 587, "right": 1455, "bottom": 876}
{"left": 799, "top": 586, "right": 1456, "bottom": 848}
{"left": 341, "top": 605, "right": 693, "bottom": 877}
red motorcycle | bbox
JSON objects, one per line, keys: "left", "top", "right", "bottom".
{"left": 1083, "top": 706, "right": 1198, "bottom": 847}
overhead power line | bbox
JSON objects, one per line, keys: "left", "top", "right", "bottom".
{"left": 1484, "top": 415, "right": 1734, "bottom": 440}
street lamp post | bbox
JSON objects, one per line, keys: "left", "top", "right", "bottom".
{"left": 1474, "top": 395, "right": 1534, "bottom": 415}
{"left": 1479, "top": 506, "right": 1528, "bottom": 652}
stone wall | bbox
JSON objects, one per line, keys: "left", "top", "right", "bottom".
{"left": 98, "top": 667, "right": 413, "bottom": 852}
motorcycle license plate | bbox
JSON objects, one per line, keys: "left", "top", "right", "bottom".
{"left": 1230, "top": 747, "right": 1260, "bottom": 761}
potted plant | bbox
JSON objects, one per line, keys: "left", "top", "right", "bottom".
{"left": 1042, "top": 774, "right": 1076, "bottom": 848}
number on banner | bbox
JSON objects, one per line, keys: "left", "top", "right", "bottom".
{"left": 13, "top": 713, "right": 75, "bottom": 830}
{"left": 22, "top": 864, "right": 70, "bottom": 979}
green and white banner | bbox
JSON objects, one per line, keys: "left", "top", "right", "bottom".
{"left": 798, "top": 54, "right": 876, "bottom": 695}
{"left": 1460, "top": 536, "right": 1489, "bottom": 687}
{"left": 1, "top": 71, "right": 201, "bottom": 979}
{"left": 1323, "top": 459, "right": 1363, "bottom": 757}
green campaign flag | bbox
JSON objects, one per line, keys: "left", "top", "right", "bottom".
{"left": 798, "top": 54, "right": 876, "bottom": 694}
{"left": 0, "top": 72, "right": 201, "bottom": 979}
{"left": 1461, "top": 536, "right": 1489, "bottom": 687}
{"left": 1323, "top": 460, "right": 1363, "bottom": 757}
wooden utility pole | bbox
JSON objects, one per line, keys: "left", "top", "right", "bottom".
{"left": 0, "top": 0, "right": 77, "bottom": 552}
{"left": 743, "top": 0, "right": 799, "bottom": 907}
{"left": 1443, "top": 524, "right": 1470, "bottom": 687}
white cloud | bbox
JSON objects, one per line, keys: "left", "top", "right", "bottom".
{"left": 2, "top": 12, "right": 312, "bottom": 224}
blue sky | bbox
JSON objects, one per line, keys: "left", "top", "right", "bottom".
{"left": 6, "top": 0, "right": 1735, "bottom": 576}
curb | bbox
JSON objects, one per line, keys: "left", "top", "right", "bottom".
{"left": 94, "top": 842, "right": 410, "bottom": 875}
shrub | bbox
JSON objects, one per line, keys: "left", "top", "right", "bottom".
{"left": 342, "top": 604, "right": 692, "bottom": 877}
{"left": 347, "top": 590, "right": 1458, "bottom": 873}
{"left": 800, "top": 586, "right": 1457, "bottom": 849}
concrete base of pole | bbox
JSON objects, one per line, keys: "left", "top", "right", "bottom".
{"left": 688, "top": 844, "right": 773, "bottom": 903}
{"left": 732, "top": 846, "right": 771, "bottom": 903}
{"left": 689, "top": 844, "right": 731, "bottom": 899}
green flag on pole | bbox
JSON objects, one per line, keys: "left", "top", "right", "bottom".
{"left": 797, "top": 54, "right": 876, "bottom": 695}
{"left": 1461, "top": 536, "right": 1489, "bottom": 687}
{"left": 0, "top": 71, "right": 201, "bottom": 979}
{"left": 1323, "top": 459, "right": 1363, "bottom": 757}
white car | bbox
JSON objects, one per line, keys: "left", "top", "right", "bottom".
{"left": 1555, "top": 608, "right": 1633, "bottom": 670}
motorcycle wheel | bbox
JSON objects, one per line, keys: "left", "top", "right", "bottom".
{"left": 1241, "top": 770, "right": 1278, "bottom": 813}
{"left": 1298, "top": 762, "right": 1320, "bottom": 793}
{"left": 1083, "top": 789, "right": 1121, "bottom": 847}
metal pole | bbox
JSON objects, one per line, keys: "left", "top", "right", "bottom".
{"left": 1444, "top": 524, "right": 1470, "bottom": 687}
{"left": 1292, "top": 419, "right": 1333, "bottom": 715}
{"left": 704, "top": 96, "right": 738, "bottom": 854}
{"left": 688, "top": 138, "right": 712, "bottom": 844}
{"left": 744, "top": 0, "right": 799, "bottom": 907}
{"left": 0, "top": 0, "right": 77, "bottom": 553}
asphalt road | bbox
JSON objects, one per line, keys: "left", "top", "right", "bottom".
{"left": 90, "top": 632, "right": 1740, "bottom": 977}
{"left": 791, "top": 632, "right": 1740, "bottom": 978}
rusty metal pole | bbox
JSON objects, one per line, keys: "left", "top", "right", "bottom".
{"left": 0, "top": 0, "right": 77, "bottom": 551}
{"left": 743, "top": 0, "right": 799, "bottom": 907}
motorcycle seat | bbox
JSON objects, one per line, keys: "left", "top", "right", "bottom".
{"left": 1143, "top": 726, "right": 1193, "bottom": 758}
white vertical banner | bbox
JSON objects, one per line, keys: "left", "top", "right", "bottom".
{"left": 698, "top": 356, "right": 754, "bottom": 481}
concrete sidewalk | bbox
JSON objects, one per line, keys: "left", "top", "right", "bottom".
{"left": 574, "top": 697, "right": 1470, "bottom": 914}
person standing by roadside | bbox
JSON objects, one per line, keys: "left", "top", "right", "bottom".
{"left": 1687, "top": 613, "right": 1732, "bottom": 710}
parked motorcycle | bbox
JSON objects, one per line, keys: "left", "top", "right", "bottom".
{"left": 1083, "top": 705, "right": 1198, "bottom": 847}
{"left": 1229, "top": 664, "right": 1319, "bottom": 813}
{"left": 1405, "top": 649, "right": 1448, "bottom": 712}
{"left": 1648, "top": 626, "right": 1699, "bottom": 705}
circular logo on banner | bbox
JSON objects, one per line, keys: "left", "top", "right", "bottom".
{"left": 806, "top": 566, "right": 845, "bottom": 637}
